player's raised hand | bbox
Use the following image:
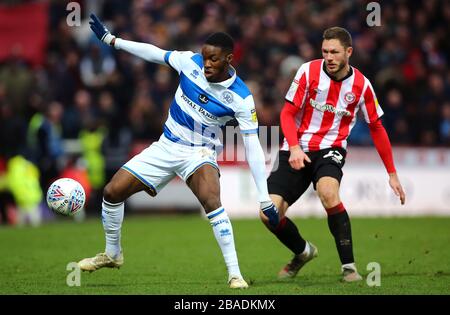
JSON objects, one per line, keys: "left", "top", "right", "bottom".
{"left": 261, "top": 201, "right": 280, "bottom": 228}
{"left": 288, "top": 145, "right": 311, "bottom": 170}
{"left": 389, "top": 173, "right": 406, "bottom": 205}
{"left": 89, "top": 13, "right": 115, "bottom": 46}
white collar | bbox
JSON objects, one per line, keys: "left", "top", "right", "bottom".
{"left": 209, "top": 66, "right": 237, "bottom": 88}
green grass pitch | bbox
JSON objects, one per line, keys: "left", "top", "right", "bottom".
{"left": 0, "top": 215, "right": 449, "bottom": 295}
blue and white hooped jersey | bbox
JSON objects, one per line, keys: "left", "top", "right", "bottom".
{"left": 162, "top": 50, "right": 258, "bottom": 150}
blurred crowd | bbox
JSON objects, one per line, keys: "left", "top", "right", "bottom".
{"left": 0, "top": 0, "right": 449, "bottom": 224}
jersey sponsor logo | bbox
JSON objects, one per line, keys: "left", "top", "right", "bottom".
{"left": 323, "top": 150, "right": 343, "bottom": 164}
{"left": 344, "top": 91, "right": 356, "bottom": 104}
{"left": 222, "top": 91, "right": 234, "bottom": 104}
{"left": 251, "top": 108, "right": 258, "bottom": 122}
{"left": 181, "top": 93, "right": 218, "bottom": 120}
{"left": 198, "top": 94, "right": 209, "bottom": 104}
{"left": 198, "top": 107, "right": 218, "bottom": 120}
{"left": 309, "top": 99, "right": 351, "bottom": 117}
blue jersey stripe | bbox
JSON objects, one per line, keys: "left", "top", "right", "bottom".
{"left": 163, "top": 125, "right": 210, "bottom": 147}
{"left": 179, "top": 73, "right": 235, "bottom": 117}
{"left": 229, "top": 76, "right": 252, "bottom": 99}
{"left": 163, "top": 125, "right": 186, "bottom": 145}
{"left": 164, "top": 51, "right": 172, "bottom": 65}
{"left": 191, "top": 54, "right": 204, "bottom": 68}
{"left": 241, "top": 128, "right": 258, "bottom": 134}
{"left": 169, "top": 100, "right": 210, "bottom": 133}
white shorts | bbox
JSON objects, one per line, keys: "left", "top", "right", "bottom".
{"left": 122, "top": 135, "right": 219, "bottom": 195}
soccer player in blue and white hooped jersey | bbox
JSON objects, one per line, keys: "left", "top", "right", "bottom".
{"left": 78, "top": 14, "right": 280, "bottom": 289}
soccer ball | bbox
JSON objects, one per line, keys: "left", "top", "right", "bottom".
{"left": 46, "top": 178, "right": 86, "bottom": 216}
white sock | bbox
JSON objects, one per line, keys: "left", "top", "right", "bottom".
{"left": 300, "top": 241, "right": 311, "bottom": 258}
{"left": 207, "top": 207, "right": 242, "bottom": 279}
{"left": 342, "top": 262, "right": 357, "bottom": 272}
{"left": 102, "top": 198, "right": 124, "bottom": 259}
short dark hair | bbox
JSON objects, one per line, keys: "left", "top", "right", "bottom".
{"left": 323, "top": 27, "right": 352, "bottom": 48}
{"left": 204, "top": 32, "right": 234, "bottom": 54}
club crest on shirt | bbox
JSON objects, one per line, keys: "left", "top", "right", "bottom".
{"left": 198, "top": 94, "right": 209, "bottom": 104}
{"left": 344, "top": 91, "right": 356, "bottom": 104}
{"left": 222, "top": 91, "right": 234, "bottom": 104}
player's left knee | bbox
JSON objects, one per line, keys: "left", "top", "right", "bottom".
{"left": 317, "top": 188, "right": 340, "bottom": 208}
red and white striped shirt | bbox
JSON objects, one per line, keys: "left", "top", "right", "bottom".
{"left": 281, "top": 59, "right": 383, "bottom": 152}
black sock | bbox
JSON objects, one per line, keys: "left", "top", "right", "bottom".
{"left": 327, "top": 204, "right": 354, "bottom": 265}
{"left": 270, "top": 217, "right": 306, "bottom": 255}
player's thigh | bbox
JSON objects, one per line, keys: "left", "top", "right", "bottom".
{"left": 186, "top": 164, "right": 221, "bottom": 212}
{"left": 267, "top": 150, "right": 313, "bottom": 208}
{"left": 119, "top": 141, "right": 177, "bottom": 199}
{"left": 103, "top": 168, "right": 148, "bottom": 203}
{"left": 312, "top": 148, "right": 345, "bottom": 208}
{"left": 177, "top": 146, "right": 221, "bottom": 212}
{"left": 312, "top": 148, "right": 346, "bottom": 188}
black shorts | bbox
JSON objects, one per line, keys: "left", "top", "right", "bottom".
{"left": 267, "top": 148, "right": 346, "bottom": 206}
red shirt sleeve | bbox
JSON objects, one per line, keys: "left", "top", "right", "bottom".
{"left": 282, "top": 64, "right": 308, "bottom": 147}
{"left": 368, "top": 119, "right": 396, "bottom": 173}
{"left": 280, "top": 101, "right": 300, "bottom": 147}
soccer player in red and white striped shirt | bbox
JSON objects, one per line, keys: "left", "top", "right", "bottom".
{"left": 261, "top": 27, "right": 406, "bottom": 282}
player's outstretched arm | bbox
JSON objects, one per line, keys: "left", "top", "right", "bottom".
{"left": 369, "top": 119, "right": 406, "bottom": 205}
{"left": 242, "top": 133, "right": 280, "bottom": 228}
{"left": 89, "top": 13, "right": 167, "bottom": 65}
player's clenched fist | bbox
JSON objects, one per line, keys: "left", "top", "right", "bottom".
{"left": 89, "top": 13, "right": 116, "bottom": 46}
{"left": 288, "top": 145, "right": 311, "bottom": 170}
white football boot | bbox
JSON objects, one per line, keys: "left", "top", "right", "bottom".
{"left": 228, "top": 276, "right": 249, "bottom": 289}
{"left": 342, "top": 264, "right": 363, "bottom": 282}
{"left": 78, "top": 252, "right": 123, "bottom": 272}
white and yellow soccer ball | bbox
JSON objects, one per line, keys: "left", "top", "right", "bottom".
{"left": 46, "top": 178, "right": 86, "bottom": 216}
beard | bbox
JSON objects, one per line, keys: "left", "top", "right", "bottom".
{"left": 326, "top": 60, "right": 345, "bottom": 74}
{"left": 334, "top": 61, "right": 346, "bottom": 74}
{"left": 325, "top": 60, "right": 348, "bottom": 80}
